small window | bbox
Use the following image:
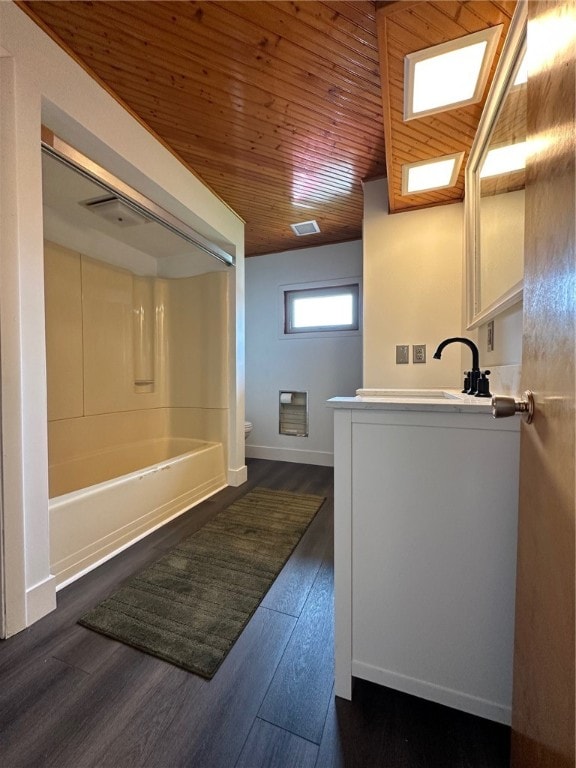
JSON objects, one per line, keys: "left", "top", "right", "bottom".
{"left": 284, "top": 284, "right": 359, "bottom": 334}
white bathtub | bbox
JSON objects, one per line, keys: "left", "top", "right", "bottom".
{"left": 49, "top": 438, "right": 226, "bottom": 587}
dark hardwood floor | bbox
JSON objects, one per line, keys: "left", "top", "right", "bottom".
{"left": 0, "top": 459, "right": 510, "bottom": 767}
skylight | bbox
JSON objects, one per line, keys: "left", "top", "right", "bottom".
{"left": 402, "top": 153, "right": 464, "bottom": 195}
{"left": 480, "top": 142, "right": 527, "bottom": 178}
{"left": 404, "top": 26, "right": 502, "bottom": 120}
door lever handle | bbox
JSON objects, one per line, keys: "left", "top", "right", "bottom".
{"left": 492, "top": 390, "right": 534, "bottom": 423}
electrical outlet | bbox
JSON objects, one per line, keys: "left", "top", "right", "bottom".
{"left": 396, "top": 345, "right": 409, "bottom": 364}
{"left": 487, "top": 320, "right": 495, "bottom": 352}
{"left": 413, "top": 344, "right": 426, "bottom": 364}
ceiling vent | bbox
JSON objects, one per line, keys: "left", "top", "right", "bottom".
{"left": 290, "top": 220, "right": 320, "bottom": 237}
{"left": 81, "top": 195, "right": 150, "bottom": 227}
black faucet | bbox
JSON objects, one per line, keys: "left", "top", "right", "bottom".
{"left": 433, "top": 337, "right": 490, "bottom": 396}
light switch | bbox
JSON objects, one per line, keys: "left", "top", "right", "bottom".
{"left": 396, "top": 345, "right": 409, "bottom": 364}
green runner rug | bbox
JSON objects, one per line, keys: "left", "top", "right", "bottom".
{"left": 79, "top": 486, "right": 325, "bottom": 678}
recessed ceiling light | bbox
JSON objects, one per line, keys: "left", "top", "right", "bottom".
{"left": 402, "top": 152, "right": 464, "bottom": 195}
{"left": 480, "top": 142, "right": 527, "bottom": 178}
{"left": 404, "top": 26, "right": 502, "bottom": 121}
{"left": 290, "top": 220, "right": 321, "bottom": 236}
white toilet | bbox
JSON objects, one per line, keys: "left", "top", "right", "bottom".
{"left": 244, "top": 421, "right": 253, "bottom": 440}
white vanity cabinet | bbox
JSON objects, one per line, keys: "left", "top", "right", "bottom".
{"left": 330, "top": 397, "right": 520, "bottom": 724}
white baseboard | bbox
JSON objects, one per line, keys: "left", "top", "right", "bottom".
{"left": 26, "top": 575, "right": 57, "bottom": 626}
{"left": 227, "top": 465, "right": 248, "bottom": 486}
{"left": 245, "top": 444, "right": 334, "bottom": 467}
{"left": 351, "top": 660, "right": 511, "bottom": 725}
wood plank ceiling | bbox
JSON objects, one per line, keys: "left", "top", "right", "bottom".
{"left": 376, "top": 0, "right": 516, "bottom": 212}
{"left": 20, "top": 0, "right": 516, "bottom": 257}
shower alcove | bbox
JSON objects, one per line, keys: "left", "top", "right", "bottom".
{"left": 43, "top": 138, "right": 236, "bottom": 587}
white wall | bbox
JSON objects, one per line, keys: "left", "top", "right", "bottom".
{"left": 478, "top": 303, "right": 523, "bottom": 367}
{"left": 363, "top": 178, "right": 466, "bottom": 388}
{"left": 0, "top": 1, "right": 245, "bottom": 635}
{"left": 245, "top": 241, "right": 363, "bottom": 466}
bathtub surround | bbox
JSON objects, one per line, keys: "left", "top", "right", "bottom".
{"left": 45, "top": 241, "right": 231, "bottom": 585}
{"left": 79, "top": 487, "right": 325, "bottom": 678}
{"left": 45, "top": 242, "right": 229, "bottom": 423}
{"left": 0, "top": 3, "right": 245, "bottom": 635}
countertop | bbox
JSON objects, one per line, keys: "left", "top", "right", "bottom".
{"left": 327, "top": 388, "right": 495, "bottom": 414}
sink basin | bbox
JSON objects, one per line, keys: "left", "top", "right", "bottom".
{"left": 356, "top": 388, "right": 465, "bottom": 400}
